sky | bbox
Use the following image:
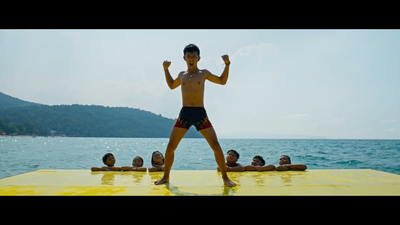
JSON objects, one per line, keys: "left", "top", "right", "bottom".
{"left": 0, "top": 29, "right": 399, "bottom": 139}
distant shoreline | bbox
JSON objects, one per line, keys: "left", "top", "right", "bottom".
{"left": 0, "top": 135, "right": 62, "bottom": 138}
{"left": 0, "top": 135, "right": 399, "bottom": 140}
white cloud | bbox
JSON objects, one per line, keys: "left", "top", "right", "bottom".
{"left": 231, "top": 43, "right": 276, "bottom": 59}
{"left": 201, "top": 43, "right": 277, "bottom": 67}
{"left": 199, "top": 56, "right": 223, "bottom": 67}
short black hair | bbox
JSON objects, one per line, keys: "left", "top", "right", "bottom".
{"left": 102, "top": 153, "right": 113, "bottom": 163}
{"left": 282, "top": 155, "right": 291, "bottom": 164}
{"left": 227, "top": 149, "right": 240, "bottom": 160}
{"left": 151, "top": 151, "right": 164, "bottom": 166}
{"left": 134, "top": 156, "right": 143, "bottom": 164}
{"left": 253, "top": 155, "right": 265, "bottom": 166}
{"left": 183, "top": 44, "right": 200, "bottom": 56}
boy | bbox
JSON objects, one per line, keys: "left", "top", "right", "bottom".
{"left": 121, "top": 156, "right": 147, "bottom": 171}
{"left": 217, "top": 149, "right": 245, "bottom": 172}
{"left": 244, "top": 155, "right": 275, "bottom": 171}
{"left": 275, "top": 155, "right": 307, "bottom": 171}
{"left": 155, "top": 44, "right": 236, "bottom": 187}
{"left": 91, "top": 153, "right": 121, "bottom": 171}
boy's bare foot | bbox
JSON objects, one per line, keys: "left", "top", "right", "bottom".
{"left": 223, "top": 177, "right": 236, "bottom": 187}
{"left": 154, "top": 176, "right": 169, "bottom": 185}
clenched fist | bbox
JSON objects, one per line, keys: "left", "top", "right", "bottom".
{"left": 163, "top": 60, "right": 171, "bottom": 70}
{"left": 221, "top": 55, "right": 230, "bottom": 64}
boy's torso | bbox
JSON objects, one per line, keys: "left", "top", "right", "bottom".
{"left": 178, "top": 69, "right": 209, "bottom": 107}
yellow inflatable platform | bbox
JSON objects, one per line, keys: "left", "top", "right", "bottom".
{"left": 1, "top": 169, "right": 400, "bottom": 195}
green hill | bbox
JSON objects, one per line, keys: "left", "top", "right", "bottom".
{"left": 0, "top": 93, "right": 201, "bottom": 138}
{"left": 0, "top": 92, "right": 43, "bottom": 109}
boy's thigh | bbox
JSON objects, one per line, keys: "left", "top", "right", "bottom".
{"left": 168, "top": 127, "right": 188, "bottom": 144}
{"left": 199, "top": 127, "right": 220, "bottom": 145}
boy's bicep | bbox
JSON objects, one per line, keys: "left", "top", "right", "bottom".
{"left": 205, "top": 71, "right": 223, "bottom": 84}
{"left": 170, "top": 74, "right": 182, "bottom": 89}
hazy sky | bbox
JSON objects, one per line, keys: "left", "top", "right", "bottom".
{"left": 1, "top": 29, "right": 399, "bottom": 139}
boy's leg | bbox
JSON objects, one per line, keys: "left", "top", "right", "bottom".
{"left": 154, "top": 127, "right": 188, "bottom": 185}
{"left": 199, "top": 127, "right": 236, "bottom": 187}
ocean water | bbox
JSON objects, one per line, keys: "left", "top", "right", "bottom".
{"left": 0, "top": 136, "right": 400, "bottom": 179}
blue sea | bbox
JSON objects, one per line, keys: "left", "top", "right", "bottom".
{"left": 1, "top": 136, "right": 400, "bottom": 179}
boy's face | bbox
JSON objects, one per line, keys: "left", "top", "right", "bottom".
{"left": 183, "top": 52, "right": 200, "bottom": 69}
{"left": 226, "top": 151, "right": 238, "bottom": 163}
{"left": 153, "top": 152, "right": 163, "bottom": 164}
{"left": 105, "top": 155, "right": 115, "bottom": 167}
{"left": 132, "top": 157, "right": 143, "bottom": 167}
{"left": 251, "top": 158, "right": 263, "bottom": 166}
{"left": 279, "top": 156, "right": 290, "bottom": 165}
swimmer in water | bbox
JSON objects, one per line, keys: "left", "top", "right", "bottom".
{"left": 149, "top": 151, "right": 165, "bottom": 172}
{"left": 244, "top": 155, "right": 275, "bottom": 171}
{"left": 121, "top": 156, "right": 147, "bottom": 171}
{"left": 91, "top": 153, "right": 121, "bottom": 171}
{"left": 275, "top": 155, "right": 307, "bottom": 171}
{"left": 217, "top": 149, "right": 245, "bottom": 172}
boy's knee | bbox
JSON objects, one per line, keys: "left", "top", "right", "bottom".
{"left": 209, "top": 141, "right": 221, "bottom": 151}
{"left": 167, "top": 142, "right": 178, "bottom": 150}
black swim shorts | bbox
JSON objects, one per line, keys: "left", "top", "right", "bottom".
{"left": 173, "top": 107, "right": 213, "bottom": 131}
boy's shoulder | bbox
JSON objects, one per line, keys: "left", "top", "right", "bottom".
{"left": 199, "top": 68, "right": 210, "bottom": 73}
{"left": 179, "top": 69, "right": 210, "bottom": 73}
{"left": 231, "top": 163, "right": 243, "bottom": 167}
{"left": 177, "top": 71, "right": 186, "bottom": 77}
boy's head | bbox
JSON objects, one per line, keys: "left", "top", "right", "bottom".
{"left": 183, "top": 44, "right": 200, "bottom": 56}
{"left": 252, "top": 155, "right": 265, "bottom": 166}
{"left": 183, "top": 44, "right": 201, "bottom": 68}
{"left": 151, "top": 151, "right": 164, "bottom": 166}
{"left": 226, "top": 149, "right": 240, "bottom": 163}
{"left": 133, "top": 156, "right": 144, "bottom": 167}
{"left": 279, "top": 155, "right": 291, "bottom": 165}
{"left": 102, "top": 153, "right": 115, "bottom": 167}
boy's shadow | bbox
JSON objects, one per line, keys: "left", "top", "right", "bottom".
{"left": 165, "top": 183, "right": 234, "bottom": 196}
{"left": 148, "top": 172, "right": 235, "bottom": 196}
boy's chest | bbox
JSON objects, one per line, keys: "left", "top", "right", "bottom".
{"left": 180, "top": 73, "right": 206, "bottom": 86}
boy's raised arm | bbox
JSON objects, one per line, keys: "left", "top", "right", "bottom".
{"left": 206, "top": 55, "right": 230, "bottom": 85}
{"left": 163, "top": 60, "right": 181, "bottom": 89}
